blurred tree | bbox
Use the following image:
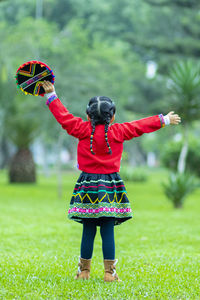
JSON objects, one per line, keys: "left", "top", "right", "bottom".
{"left": 162, "top": 172, "right": 198, "bottom": 208}
{"left": 0, "top": 0, "right": 35, "bottom": 24}
{"left": 143, "top": 0, "right": 200, "bottom": 8}
{"left": 44, "top": 0, "right": 75, "bottom": 29}
{"left": 124, "top": 0, "right": 200, "bottom": 72}
{"left": 0, "top": 18, "right": 59, "bottom": 177}
{"left": 0, "top": 14, "right": 145, "bottom": 174}
{"left": 2, "top": 0, "right": 198, "bottom": 118}
{"left": 60, "top": 0, "right": 200, "bottom": 116}
{"left": 168, "top": 61, "right": 200, "bottom": 173}
{"left": 1, "top": 0, "right": 200, "bottom": 174}
{"left": 161, "top": 138, "right": 200, "bottom": 177}
{"left": 7, "top": 96, "right": 39, "bottom": 183}
{"left": 67, "top": 0, "right": 200, "bottom": 75}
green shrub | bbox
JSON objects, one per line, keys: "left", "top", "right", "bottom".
{"left": 161, "top": 139, "right": 200, "bottom": 177}
{"left": 120, "top": 166, "right": 148, "bottom": 182}
{"left": 162, "top": 172, "right": 199, "bottom": 208}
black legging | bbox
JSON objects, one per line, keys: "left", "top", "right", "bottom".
{"left": 80, "top": 218, "right": 115, "bottom": 260}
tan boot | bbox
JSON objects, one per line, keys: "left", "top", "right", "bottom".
{"left": 74, "top": 257, "right": 91, "bottom": 280}
{"left": 104, "top": 259, "right": 121, "bottom": 282}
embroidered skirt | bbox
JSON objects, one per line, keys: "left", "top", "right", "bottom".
{"left": 68, "top": 172, "right": 133, "bottom": 226}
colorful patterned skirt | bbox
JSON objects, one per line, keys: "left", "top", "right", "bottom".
{"left": 68, "top": 172, "right": 133, "bottom": 226}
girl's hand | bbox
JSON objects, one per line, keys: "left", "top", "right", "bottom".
{"left": 167, "top": 111, "right": 181, "bottom": 125}
{"left": 42, "top": 80, "right": 55, "bottom": 93}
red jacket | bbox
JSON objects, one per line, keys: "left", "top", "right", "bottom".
{"left": 49, "top": 98, "right": 163, "bottom": 174}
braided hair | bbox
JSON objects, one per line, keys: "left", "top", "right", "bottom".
{"left": 86, "top": 96, "right": 116, "bottom": 155}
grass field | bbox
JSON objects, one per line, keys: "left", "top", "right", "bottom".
{"left": 0, "top": 169, "right": 200, "bottom": 299}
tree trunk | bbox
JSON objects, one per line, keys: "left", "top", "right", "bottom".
{"left": 177, "top": 125, "right": 189, "bottom": 174}
{"left": 9, "top": 148, "right": 36, "bottom": 183}
{"left": 174, "top": 201, "right": 183, "bottom": 209}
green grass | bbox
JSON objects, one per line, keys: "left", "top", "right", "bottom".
{"left": 0, "top": 169, "right": 200, "bottom": 299}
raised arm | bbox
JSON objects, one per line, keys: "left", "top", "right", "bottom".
{"left": 112, "top": 112, "right": 181, "bottom": 142}
{"left": 42, "top": 81, "right": 87, "bottom": 139}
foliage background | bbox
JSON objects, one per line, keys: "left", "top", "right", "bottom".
{"left": 0, "top": 0, "right": 200, "bottom": 172}
{"left": 0, "top": 1, "right": 200, "bottom": 299}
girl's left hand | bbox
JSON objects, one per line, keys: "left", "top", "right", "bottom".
{"left": 167, "top": 111, "right": 181, "bottom": 125}
{"left": 42, "top": 80, "right": 55, "bottom": 93}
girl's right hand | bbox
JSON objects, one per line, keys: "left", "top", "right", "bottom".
{"left": 167, "top": 111, "right": 181, "bottom": 125}
{"left": 42, "top": 80, "right": 55, "bottom": 93}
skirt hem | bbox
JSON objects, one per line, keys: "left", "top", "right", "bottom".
{"left": 68, "top": 215, "right": 133, "bottom": 226}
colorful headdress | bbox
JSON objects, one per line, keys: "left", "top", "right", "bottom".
{"left": 15, "top": 60, "right": 55, "bottom": 96}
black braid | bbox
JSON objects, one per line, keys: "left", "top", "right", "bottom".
{"left": 87, "top": 96, "right": 116, "bottom": 155}
{"left": 90, "top": 120, "right": 96, "bottom": 155}
{"left": 105, "top": 122, "right": 112, "bottom": 155}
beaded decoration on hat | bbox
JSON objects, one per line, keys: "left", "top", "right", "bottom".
{"left": 16, "top": 60, "right": 55, "bottom": 96}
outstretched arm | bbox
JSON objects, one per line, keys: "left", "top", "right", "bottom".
{"left": 41, "top": 81, "right": 86, "bottom": 139}
{"left": 112, "top": 112, "right": 181, "bottom": 142}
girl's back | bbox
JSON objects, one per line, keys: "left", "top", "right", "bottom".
{"left": 77, "top": 123, "right": 124, "bottom": 174}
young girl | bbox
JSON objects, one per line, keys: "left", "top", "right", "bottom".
{"left": 42, "top": 80, "right": 181, "bottom": 282}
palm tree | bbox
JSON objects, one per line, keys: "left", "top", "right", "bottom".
{"left": 168, "top": 61, "right": 200, "bottom": 173}
{"left": 162, "top": 172, "right": 199, "bottom": 209}
{"left": 7, "top": 95, "right": 39, "bottom": 183}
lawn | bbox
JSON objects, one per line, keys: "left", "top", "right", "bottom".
{"left": 0, "top": 169, "right": 200, "bottom": 299}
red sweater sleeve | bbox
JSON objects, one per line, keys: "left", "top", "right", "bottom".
{"left": 111, "top": 115, "right": 163, "bottom": 142}
{"left": 48, "top": 98, "right": 89, "bottom": 139}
